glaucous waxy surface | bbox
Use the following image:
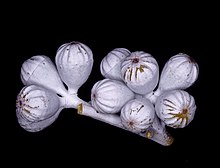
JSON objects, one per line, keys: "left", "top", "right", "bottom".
{"left": 158, "top": 53, "right": 199, "bottom": 92}
{"left": 91, "top": 79, "right": 135, "bottom": 114}
{"left": 100, "top": 48, "right": 130, "bottom": 81}
{"left": 16, "top": 85, "right": 61, "bottom": 132}
{"left": 56, "top": 41, "right": 93, "bottom": 94}
{"left": 121, "top": 51, "right": 159, "bottom": 95}
{"left": 155, "top": 90, "right": 196, "bottom": 128}
{"left": 16, "top": 42, "right": 199, "bottom": 146}
{"left": 21, "top": 55, "right": 67, "bottom": 96}
{"left": 120, "top": 98, "right": 155, "bottom": 133}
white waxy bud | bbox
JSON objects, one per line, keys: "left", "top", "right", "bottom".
{"left": 100, "top": 48, "right": 130, "bottom": 80}
{"left": 21, "top": 55, "right": 67, "bottom": 96}
{"left": 120, "top": 98, "right": 155, "bottom": 133}
{"left": 91, "top": 79, "right": 135, "bottom": 114}
{"left": 55, "top": 42, "right": 93, "bottom": 94}
{"left": 158, "top": 53, "right": 199, "bottom": 92}
{"left": 155, "top": 90, "right": 196, "bottom": 128}
{"left": 16, "top": 85, "right": 62, "bottom": 132}
{"left": 121, "top": 51, "right": 159, "bottom": 94}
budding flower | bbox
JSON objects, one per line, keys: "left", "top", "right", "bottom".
{"left": 155, "top": 90, "right": 196, "bottom": 128}
{"left": 21, "top": 55, "right": 67, "bottom": 96}
{"left": 16, "top": 85, "right": 62, "bottom": 132}
{"left": 121, "top": 51, "right": 159, "bottom": 95}
{"left": 91, "top": 79, "right": 135, "bottom": 113}
{"left": 56, "top": 42, "right": 93, "bottom": 94}
{"left": 120, "top": 98, "right": 155, "bottom": 133}
{"left": 100, "top": 48, "right": 130, "bottom": 81}
{"left": 158, "top": 53, "right": 199, "bottom": 92}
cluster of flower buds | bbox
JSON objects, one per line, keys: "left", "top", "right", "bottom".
{"left": 16, "top": 42, "right": 199, "bottom": 146}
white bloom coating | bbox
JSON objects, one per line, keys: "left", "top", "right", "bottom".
{"left": 120, "top": 98, "right": 155, "bottom": 133}
{"left": 158, "top": 53, "right": 199, "bottom": 91}
{"left": 91, "top": 79, "right": 135, "bottom": 113}
{"left": 21, "top": 55, "right": 67, "bottom": 96}
{"left": 155, "top": 90, "right": 196, "bottom": 128}
{"left": 17, "top": 42, "right": 199, "bottom": 146}
{"left": 121, "top": 51, "right": 159, "bottom": 95}
{"left": 16, "top": 85, "right": 62, "bottom": 132}
{"left": 56, "top": 42, "right": 93, "bottom": 94}
{"left": 100, "top": 48, "right": 130, "bottom": 80}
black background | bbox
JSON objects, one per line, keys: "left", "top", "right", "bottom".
{"left": 12, "top": 3, "right": 215, "bottom": 167}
